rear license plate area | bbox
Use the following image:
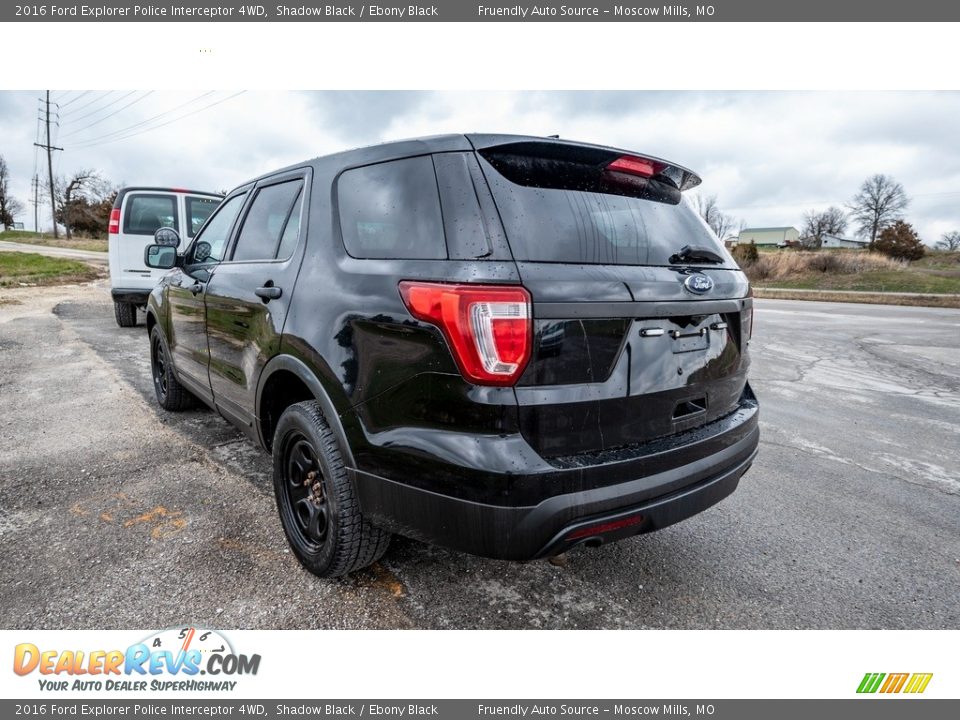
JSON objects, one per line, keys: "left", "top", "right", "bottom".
{"left": 671, "top": 328, "right": 709, "bottom": 354}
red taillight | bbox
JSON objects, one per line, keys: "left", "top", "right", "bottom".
{"left": 567, "top": 514, "right": 645, "bottom": 541}
{"left": 399, "top": 281, "right": 532, "bottom": 387}
{"left": 108, "top": 208, "right": 120, "bottom": 235}
{"left": 606, "top": 155, "right": 664, "bottom": 179}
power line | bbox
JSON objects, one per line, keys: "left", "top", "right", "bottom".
{"left": 59, "top": 91, "right": 154, "bottom": 138}
{"left": 61, "top": 90, "right": 137, "bottom": 125}
{"left": 60, "top": 91, "right": 113, "bottom": 117}
{"left": 59, "top": 91, "right": 91, "bottom": 108}
{"left": 69, "top": 92, "right": 247, "bottom": 149}
{"left": 66, "top": 91, "right": 216, "bottom": 147}
{"left": 727, "top": 190, "right": 960, "bottom": 213}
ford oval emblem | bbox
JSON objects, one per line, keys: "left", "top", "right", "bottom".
{"left": 684, "top": 274, "right": 714, "bottom": 294}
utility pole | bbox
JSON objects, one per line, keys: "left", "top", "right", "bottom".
{"left": 33, "top": 91, "right": 63, "bottom": 238}
{"left": 31, "top": 175, "right": 39, "bottom": 232}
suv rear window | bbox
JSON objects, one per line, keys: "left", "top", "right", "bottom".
{"left": 337, "top": 156, "right": 446, "bottom": 260}
{"left": 123, "top": 194, "right": 178, "bottom": 236}
{"left": 186, "top": 196, "right": 220, "bottom": 238}
{"left": 479, "top": 149, "right": 730, "bottom": 267}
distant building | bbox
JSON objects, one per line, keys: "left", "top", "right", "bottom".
{"left": 819, "top": 233, "right": 869, "bottom": 249}
{"left": 737, "top": 226, "right": 800, "bottom": 247}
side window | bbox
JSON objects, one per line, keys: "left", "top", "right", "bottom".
{"left": 189, "top": 193, "right": 246, "bottom": 266}
{"left": 337, "top": 156, "right": 446, "bottom": 259}
{"left": 186, "top": 196, "right": 221, "bottom": 238}
{"left": 275, "top": 187, "right": 304, "bottom": 261}
{"left": 231, "top": 179, "right": 304, "bottom": 262}
{"left": 123, "top": 194, "right": 178, "bottom": 235}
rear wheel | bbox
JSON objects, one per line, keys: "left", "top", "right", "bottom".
{"left": 150, "top": 326, "right": 193, "bottom": 411}
{"left": 273, "top": 401, "right": 390, "bottom": 578}
{"left": 114, "top": 301, "right": 137, "bottom": 327}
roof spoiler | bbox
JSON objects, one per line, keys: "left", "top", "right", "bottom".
{"left": 469, "top": 136, "right": 702, "bottom": 192}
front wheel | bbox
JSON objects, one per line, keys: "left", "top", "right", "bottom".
{"left": 150, "top": 326, "right": 194, "bottom": 411}
{"left": 272, "top": 401, "right": 390, "bottom": 578}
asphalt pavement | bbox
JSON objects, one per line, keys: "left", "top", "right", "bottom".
{"left": 0, "top": 282, "right": 957, "bottom": 629}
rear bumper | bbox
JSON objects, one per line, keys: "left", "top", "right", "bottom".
{"left": 351, "top": 397, "right": 759, "bottom": 561}
{"left": 111, "top": 288, "right": 151, "bottom": 305}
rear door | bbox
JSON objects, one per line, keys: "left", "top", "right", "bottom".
{"left": 472, "top": 139, "right": 753, "bottom": 459}
{"left": 204, "top": 171, "right": 308, "bottom": 434}
{"left": 116, "top": 191, "right": 179, "bottom": 288}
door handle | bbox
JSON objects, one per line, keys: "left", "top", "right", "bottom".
{"left": 189, "top": 283, "right": 203, "bottom": 296}
{"left": 255, "top": 285, "right": 282, "bottom": 302}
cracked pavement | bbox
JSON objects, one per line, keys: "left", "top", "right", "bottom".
{"left": 1, "top": 282, "right": 958, "bottom": 629}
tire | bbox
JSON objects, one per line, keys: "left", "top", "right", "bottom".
{"left": 114, "top": 301, "right": 137, "bottom": 327}
{"left": 150, "top": 326, "right": 194, "bottom": 411}
{"left": 272, "top": 401, "right": 391, "bottom": 578}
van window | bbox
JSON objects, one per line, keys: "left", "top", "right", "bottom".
{"left": 123, "top": 194, "right": 178, "bottom": 236}
{"left": 232, "top": 179, "right": 304, "bottom": 262}
{"left": 337, "top": 156, "right": 446, "bottom": 260}
{"left": 186, "top": 196, "right": 220, "bottom": 238}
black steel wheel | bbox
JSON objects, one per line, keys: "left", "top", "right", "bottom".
{"left": 272, "top": 401, "right": 390, "bottom": 577}
{"left": 150, "top": 326, "right": 193, "bottom": 411}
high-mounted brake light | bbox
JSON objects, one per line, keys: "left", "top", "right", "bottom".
{"left": 108, "top": 208, "right": 120, "bottom": 235}
{"left": 606, "top": 155, "right": 664, "bottom": 179}
{"left": 399, "top": 281, "right": 532, "bottom": 386}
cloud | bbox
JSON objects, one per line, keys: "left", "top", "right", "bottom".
{"left": 1, "top": 90, "right": 957, "bottom": 243}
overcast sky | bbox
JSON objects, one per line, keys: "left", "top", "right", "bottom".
{"left": 1, "top": 90, "right": 958, "bottom": 243}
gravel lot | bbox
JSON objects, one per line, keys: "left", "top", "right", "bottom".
{"left": 1, "top": 280, "right": 957, "bottom": 629}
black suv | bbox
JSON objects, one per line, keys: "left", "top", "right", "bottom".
{"left": 144, "top": 134, "right": 759, "bottom": 578}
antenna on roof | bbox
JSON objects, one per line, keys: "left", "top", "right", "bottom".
{"left": 547, "top": 134, "right": 560, "bottom": 138}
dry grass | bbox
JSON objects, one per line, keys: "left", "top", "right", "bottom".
{"left": 0, "top": 230, "right": 107, "bottom": 253}
{"left": 745, "top": 251, "right": 904, "bottom": 282}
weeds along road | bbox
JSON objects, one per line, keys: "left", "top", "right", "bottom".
{"left": 0, "top": 281, "right": 958, "bottom": 629}
{"left": 0, "top": 240, "right": 108, "bottom": 265}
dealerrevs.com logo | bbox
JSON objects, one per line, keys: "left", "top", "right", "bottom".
{"left": 13, "top": 628, "right": 261, "bottom": 692}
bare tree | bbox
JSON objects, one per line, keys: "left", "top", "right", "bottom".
{"left": 936, "top": 231, "right": 960, "bottom": 251}
{"left": 803, "top": 207, "right": 847, "bottom": 239}
{"left": 56, "top": 169, "right": 105, "bottom": 239}
{"left": 691, "top": 193, "right": 740, "bottom": 240}
{"left": 847, "top": 174, "right": 909, "bottom": 244}
{"left": 800, "top": 206, "right": 848, "bottom": 249}
{"left": 0, "top": 155, "right": 25, "bottom": 230}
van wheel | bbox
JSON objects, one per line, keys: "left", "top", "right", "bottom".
{"left": 114, "top": 301, "right": 137, "bottom": 327}
{"left": 273, "top": 401, "right": 391, "bottom": 578}
{"left": 150, "top": 326, "right": 193, "bottom": 411}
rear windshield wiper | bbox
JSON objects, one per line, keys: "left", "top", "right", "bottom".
{"left": 669, "top": 245, "right": 725, "bottom": 265}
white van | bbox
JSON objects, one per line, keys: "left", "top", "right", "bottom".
{"left": 108, "top": 187, "right": 222, "bottom": 326}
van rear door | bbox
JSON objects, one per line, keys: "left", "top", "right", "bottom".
{"left": 114, "top": 191, "right": 180, "bottom": 289}
{"left": 471, "top": 138, "right": 753, "bottom": 459}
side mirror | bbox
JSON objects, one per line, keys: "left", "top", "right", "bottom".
{"left": 194, "top": 241, "right": 212, "bottom": 262}
{"left": 154, "top": 227, "right": 181, "bottom": 247}
{"left": 144, "top": 244, "right": 178, "bottom": 270}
